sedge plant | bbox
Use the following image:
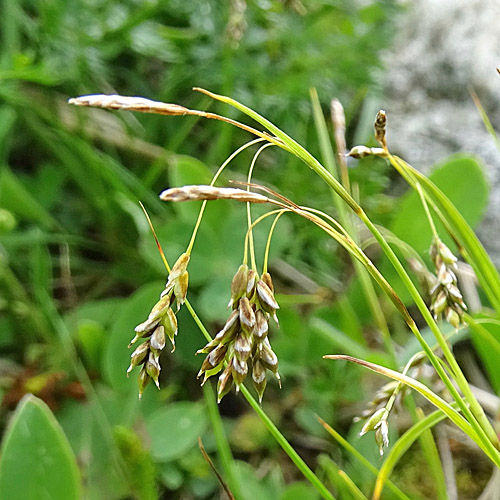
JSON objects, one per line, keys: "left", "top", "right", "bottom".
{"left": 69, "top": 88, "right": 500, "bottom": 498}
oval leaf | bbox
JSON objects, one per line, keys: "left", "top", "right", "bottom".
{"left": 0, "top": 394, "right": 80, "bottom": 500}
{"left": 146, "top": 402, "right": 207, "bottom": 462}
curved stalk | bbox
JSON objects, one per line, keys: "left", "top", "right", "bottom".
{"left": 187, "top": 137, "right": 267, "bottom": 254}
{"left": 245, "top": 142, "right": 275, "bottom": 271}
{"left": 194, "top": 87, "right": 500, "bottom": 453}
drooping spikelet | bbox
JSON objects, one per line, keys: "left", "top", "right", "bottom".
{"left": 127, "top": 253, "right": 190, "bottom": 398}
{"left": 355, "top": 353, "right": 426, "bottom": 456}
{"left": 197, "top": 265, "right": 281, "bottom": 403}
{"left": 429, "top": 238, "right": 467, "bottom": 329}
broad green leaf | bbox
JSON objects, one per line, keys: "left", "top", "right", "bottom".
{"left": 0, "top": 394, "right": 80, "bottom": 500}
{"left": 234, "top": 461, "right": 274, "bottom": 500}
{"left": 77, "top": 320, "right": 107, "bottom": 371}
{"left": 103, "top": 281, "right": 164, "bottom": 391}
{"left": 390, "top": 155, "right": 488, "bottom": 254}
{"left": 145, "top": 401, "right": 207, "bottom": 461}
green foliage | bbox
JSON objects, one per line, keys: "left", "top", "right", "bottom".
{"left": 0, "top": 395, "right": 80, "bottom": 500}
{"left": 391, "top": 155, "right": 489, "bottom": 255}
{"left": 3, "top": 0, "right": 499, "bottom": 499}
{"left": 146, "top": 402, "right": 208, "bottom": 462}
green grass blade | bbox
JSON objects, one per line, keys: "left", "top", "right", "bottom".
{"left": 389, "top": 154, "right": 500, "bottom": 313}
{"left": 310, "top": 88, "right": 397, "bottom": 365}
{"left": 337, "top": 470, "right": 369, "bottom": 500}
{"left": 317, "top": 417, "right": 411, "bottom": 500}
{"left": 323, "top": 355, "right": 500, "bottom": 465}
{"left": 184, "top": 301, "right": 336, "bottom": 500}
{"left": 239, "top": 385, "right": 337, "bottom": 500}
{"left": 372, "top": 409, "right": 448, "bottom": 500}
{"left": 413, "top": 407, "right": 449, "bottom": 500}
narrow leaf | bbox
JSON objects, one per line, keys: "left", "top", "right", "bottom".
{"left": 323, "top": 355, "right": 477, "bottom": 444}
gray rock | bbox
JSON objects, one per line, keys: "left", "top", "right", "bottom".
{"left": 382, "top": 0, "right": 500, "bottom": 264}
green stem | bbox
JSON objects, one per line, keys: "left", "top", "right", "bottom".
{"left": 184, "top": 299, "right": 336, "bottom": 499}
{"left": 416, "top": 182, "right": 439, "bottom": 240}
{"left": 311, "top": 89, "right": 397, "bottom": 365}
{"left": 317, "top": 416, "right": 411, "bottom": 500}
{"left": 175, "top": 88, "right": 499, "bottom": 456}
{"left": 239, "top": 385, "right": 337, "bottom": 500}
{"left": 245, "top": 142, "right": 274, "bottom": 271}
{"left": 263, "top": 211, "right": 285, "bottom": 273}
{"left": 203, "top": 383, "right": 241, "bottom": 499}
{"left": 361, "top": 213, "right": 500, "bottom": 455}
{"left": 187, "top": 137, "right": 266, "bottom": 254}
{"left": 337, "top": 470, "right": 368, "bottom": 500}
{"left": 413, "top": 406, "right": 449, "bottom": 500}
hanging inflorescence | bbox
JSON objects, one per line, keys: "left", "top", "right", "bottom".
{"left": 127, "top": 253, "right": 189, "bottom": 397}
{"left": 197, "top": 264, "right": 281, "bottom": 403}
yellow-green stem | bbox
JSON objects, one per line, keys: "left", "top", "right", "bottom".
{"left": 245, "top": 142, "right": 274, "bottom": 271}
{"left": 416, "top": 182, "right": 439, "bottom": 240}
{"left": 186, "top": 138, "right": 266, "bottom": 254}
{"left": 263, "top": 211, "right": 286, "bottom": 273}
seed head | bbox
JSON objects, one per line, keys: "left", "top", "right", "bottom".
{"left": 68, "top": 94, "right": 190, "bottom": 116}
{"left": 159, "top": 185, "right": 270, "bottom": 204}
{"left": 429, "top": 238, "right": 467, "bottom": 329}
{"left": 374, "top": 110, "right": 387, "bottom": 148}
{"left": 228, "top": 264, "right": 249, "bottom": 309}
{"left": 198, "top": 267, "right": 281, "bottom": 402}
{"left": 128, "top": 253, "right": 190, "bottom": 398}
{"left": 127, "top": 341, "right": 150, "bottom": 376}
{"left": 346, "top": 146, "right": 387, "bottom": 159}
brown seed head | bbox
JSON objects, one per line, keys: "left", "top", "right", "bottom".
{"left": 145, "top": 352, "right": 161, "bottom": 389}
{"left": 127, "top": 341, "right": 150, "bottom": 375}
{"left": 346, "top": 145, "right": 387, "bottom": 159}
{"left": 137, "top": 366, "right": 150, "bottom": 399}
{"left": 150, "top": 325, "right": 166, "bottom": 353}
{"left": 256, "top": 280, "right": 279, "bottom": 313}
{"left": 246, "top": 270, "right": 257, "bottom": 297}
{"left": 239, "top": 297, "right": 256, "bottom": 335}
{"left": 159, "top": 185, "right": 270, "bottom": 204}
{"left": 68, "top": 94, "right": 190, "bottom": 116}
{"left": 229, "top": 264, "right": 249, "bottom": 309}
{"left": 161, "top": 308, "right": 178, "bottom": 351}
{"left": 252, "top": 359, "right": 267, "bottom": 403}
{"left": 374, "top": 110, "right": 387, "bottom": 148}
{"left": 217, "top": 365, "right": 233, "bottom": 403}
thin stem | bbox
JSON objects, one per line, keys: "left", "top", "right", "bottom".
{"left": 337, "top": 471, "right": 368, "bottom": 500}
{"left": 245, "top": 142, "right": 274, "bottom": 271}
{"left": 202, "top": 383, "right": 241, "bottom": 499}
{"left": 416, "top": 182, "right": 439, "bottom": 240}
{"left": 317, "top": 417, "right": 411, "bottom": 500}
{"left": 310, "top": 89, "right": 397, "bottom": 366}
{"left": 239, "top": 384, "right": 337, "bottom": 500}
{"left": 187, "top": 138, "right": 267, "bottom": 254}
{"left": 244, "top": 209, "right": 290, "bottom": 265}
{"left": 361, "top": 213, "right": 500, "bottom": 455}
{"left": 184, "top": 297, "right": 336, "bottom": 499}
{"left": 384, "top": 352, "right": 422, "bottom": 416}
{"left": 263, "top": 211, "right": 286, "bottom": 273}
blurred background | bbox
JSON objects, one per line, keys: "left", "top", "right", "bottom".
{"left": 0, "top": 1, "right": 498, "bottom": 499}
